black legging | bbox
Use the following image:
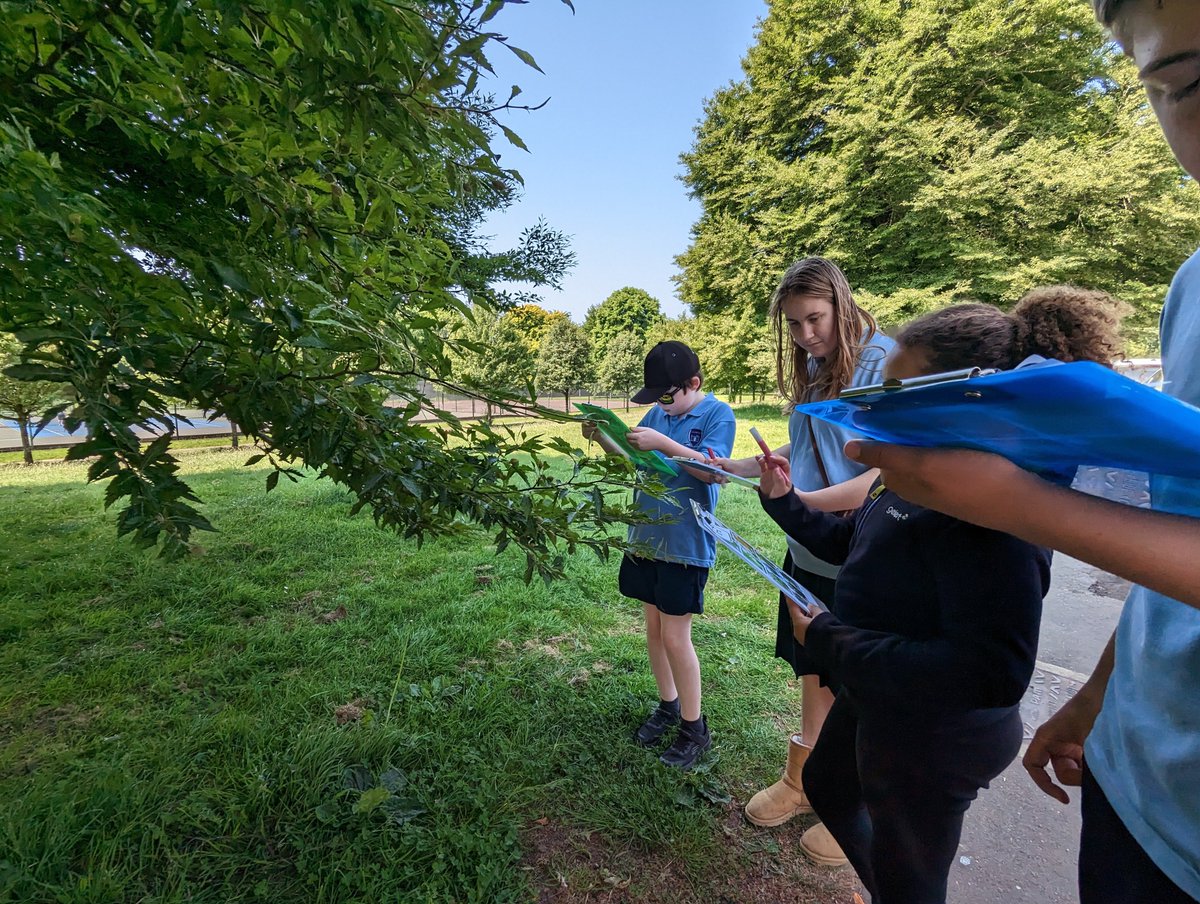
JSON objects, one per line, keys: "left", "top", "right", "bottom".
{"left": 775, "top": 553, "right": 837, "bottom": 678}
{"left": 803, "top": 690, "right": 1022, "bottom": 904}
{"left": 1079, "top": 762, "right": 1199, "bottom": 903}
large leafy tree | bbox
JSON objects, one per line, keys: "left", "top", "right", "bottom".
{"left": 534, "top": 319, "right": 591, "bottom": 412}
{"left": 595, "top": 332, "right": 643, "bottom": 411}
{"left": 677, "top": 0, "right": 1200, "bottom": 349}
{"left": 503, "top": 303, "right": 570, "bottom": 356}
{"left": 0, "top": 332, "right": 66, "bottom": 464}
{"left": 446, "top": 307, "right": 534, "bottom": 420}
{"left": 0, "top": 0, "right": 654, "bottom": 575}
{"left": 582, "top": 287, "right": 663, "bottom": 366}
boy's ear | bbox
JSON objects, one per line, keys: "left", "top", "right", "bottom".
{"left": 689, "top": 374, "right": 703, "bottom": 391}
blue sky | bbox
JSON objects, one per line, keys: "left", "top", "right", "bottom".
{"left": 481, "top": 0, "right": 768, "bottom": 322}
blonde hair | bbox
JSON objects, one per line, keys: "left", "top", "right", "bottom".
{"left": 769, "top": 257, "right": 881, "bottom": 404}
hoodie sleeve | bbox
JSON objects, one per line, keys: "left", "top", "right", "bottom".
{"left": 759, "top": 486, "right": 857, "bottom": 565}
{"left": 803, "top": 520, "right": 1051, "bottom": 710}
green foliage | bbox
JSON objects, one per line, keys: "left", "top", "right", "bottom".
{"left": 853, "top": 284, "right": 974, "bottom": 332}
{"left": 0, "top": 0, "right": 650, "bottom": 574}
{"left": 582, "top": 287, "right": 664, "bottom": 365}
{"left": 459, "top": 219, "right": 579, "bottom": 311}
{"left": 502, "top": 303, "right": 571, "bottom": 355}
{"left": 446, "top": 307, "right": 534, "bottom": 400}
{"left": 595, "top": 332, "right": 644, "bottom": 409}
{"left": 677, "top": 0, "right": 1200, "bottom": 343}
{"left": 535, "top": 319, "right": 592, "bottom": 408}
{"left": 0, "top": 332, "right": 68, "bottom": 463}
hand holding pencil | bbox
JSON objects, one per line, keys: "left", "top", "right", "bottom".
{"left": 750, "top": 427, "right": 792, "bottom": 498}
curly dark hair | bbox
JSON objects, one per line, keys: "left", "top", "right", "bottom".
{"left": 896, "top": 286, "right": 1130, "bottom": 372}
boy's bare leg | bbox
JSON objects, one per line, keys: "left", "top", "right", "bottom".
{"left": 659, "top": 612, "right": 702, "bottom": 722}
{"left": 801, "top": 674, "right": 835, "bottom": 745}
{"left": 643, "top": 603, "right": 678, "bottom": 703}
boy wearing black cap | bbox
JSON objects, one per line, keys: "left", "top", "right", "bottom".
{"left": 583, "top": 340, "right": 735, "bottom": 768}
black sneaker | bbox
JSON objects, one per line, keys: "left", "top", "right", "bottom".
{"left": 635, "top": 704, "right": 680, "bottom": 747}
{"left": 659, "top": 716, "right": 711, "bottom": 769}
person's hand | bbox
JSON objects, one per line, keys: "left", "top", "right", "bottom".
{"left": 626, "top": 426, "right": 666, "bottom": 452}
{"left": 681, "top": 463, "right": 721, "bottom": 484}
{"left": 757, "top": 452, "right": 793, "bottom": 499}
{"left": 784, "top": 595, "right": 815, "bottom": 645}
{"left": 844, "top": 442, "right": 1039, "bottom": 532}
{"left": 1021, "top": 687, "right": 1103, "bottom": 804}
{"left": 683, "top": 447, "right": 728, "bottom": 485}
{"left": 710, "top": 456, "right": 758, "bottom": 478}
{"left": 581, "top": 421, "right": 601, "bottom": 442}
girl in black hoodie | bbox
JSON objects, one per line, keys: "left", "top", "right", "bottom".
{"left": 756, "top": 287, "right": 1127, "bottom": 904}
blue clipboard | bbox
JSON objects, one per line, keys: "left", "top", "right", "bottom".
{"left": 799, "top": 360, "right": 1200, "bottom": 480}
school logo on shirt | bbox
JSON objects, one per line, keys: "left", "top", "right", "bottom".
{"left": 688, "top": 428, "right": 703, "bottom": 447}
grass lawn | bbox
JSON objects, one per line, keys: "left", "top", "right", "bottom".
{"left": 0, "top": 402, "right": 860, "bottom": 903}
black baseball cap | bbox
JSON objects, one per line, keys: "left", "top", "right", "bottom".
{"left": 631, "top": 341, "right": 702, "bottom": 404}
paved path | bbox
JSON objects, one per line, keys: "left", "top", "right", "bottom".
{"left": 0, "top": 396, "right": 628, "bottom": 453}
{"left": 947, "top": 553, "right": 1127, "bottom": 904}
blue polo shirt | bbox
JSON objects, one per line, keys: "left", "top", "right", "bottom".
{"left": 786, "top": 331, "right": 895, "bottom": 577}
{"left": 1086, "top": 248, "right": 1200, "bottom": 898}
{"left": 627, "top": 393, "right": 736, "bottom": 567}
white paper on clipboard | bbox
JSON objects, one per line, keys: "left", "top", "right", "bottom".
{"left": 690, "top": 500, "right": 827, "bottom": 615}
{"left": 670, "top": 457, "right": 760, "bottom": 489}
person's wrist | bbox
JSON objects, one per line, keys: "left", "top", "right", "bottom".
{"left": 1074, "top": 675, "right": 1108, "bottom": 710}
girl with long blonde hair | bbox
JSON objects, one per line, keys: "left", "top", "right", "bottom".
{"left": 716, "top": 257, "right": 893, "bottom": 866}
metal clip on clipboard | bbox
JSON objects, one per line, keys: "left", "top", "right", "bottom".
{"left": 838, "top": 367, "right": 998, "bottom": 406}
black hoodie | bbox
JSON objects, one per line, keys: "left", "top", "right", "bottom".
{"left": 760, "top": 480, "right": 1052, "bottom": 717}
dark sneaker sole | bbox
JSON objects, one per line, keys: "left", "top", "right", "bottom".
{"left": 659, "top": 739, "right": 712, "bottom": 769}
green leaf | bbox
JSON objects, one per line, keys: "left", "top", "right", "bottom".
{"left": 313, "top": 800, "right": 341, "bottom": 824}
{"left": 341, "top": 765, "right": 373, "bottom": 791}
{"left": 2, "top": 363, "right": 71, "bottom": 382}
{"left": 353, "top": 786, "right": 391, "bottom": 814}
{"left": 208, "top": 261, "right": 252, "bottom": 293}
{"left": 503, "top": 43, "right": 544, "bottom": 74}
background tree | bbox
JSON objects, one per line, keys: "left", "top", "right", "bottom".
{"left": 0, "top": 333, "right": 67, "bottom": 465}
{"left": 535, "top": 320, "right": 592, "bottom": 412}
{"left": 582, "top": 287, "right": 664, "bottom": 366}
{"left": 0, "top": 0, "right": 657, "bottom": 576}
{"left": 446, "top": 308, "right": 535, "bottom": 422}
{"left": 595, "top": 332, "right": 644, "bottom": 410}
{"left": 503, "top": 304, "right": 571, "bottom": 356}
{"left": 677, "top": 0, "right": 1200, "bottom": 352}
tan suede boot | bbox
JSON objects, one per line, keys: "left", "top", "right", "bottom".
{"left": 744, "top": 734, "right": 814, "bottom": 827}
{"left": 799, "top": 821, "right": 849, "bottom": 867}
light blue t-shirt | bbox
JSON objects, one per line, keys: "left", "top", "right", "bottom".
{"left": 627, "top": 393, "right": 736, "bottom": 568}
{"left": 1086, "top": 248, "right": 1200, "bottom": 897}
{"left": 786, "top": 331, "right": 895, "bottom": 577}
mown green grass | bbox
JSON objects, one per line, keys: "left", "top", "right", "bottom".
{"left": 0, "top": 404, "right": 844, "bottom": 903}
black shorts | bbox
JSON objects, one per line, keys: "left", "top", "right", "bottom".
{"left": 618, "top": 554, "right": 709, "bottom": 616}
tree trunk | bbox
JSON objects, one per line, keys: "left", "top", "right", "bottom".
{"left": 231, "top": 421, "right": 239, "bottom": 449}
{"left": 18, "top": 412, "right": 32, "bottom": 465}
{"left": 564, "top": 389, "right": 571, "bottom": 412}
